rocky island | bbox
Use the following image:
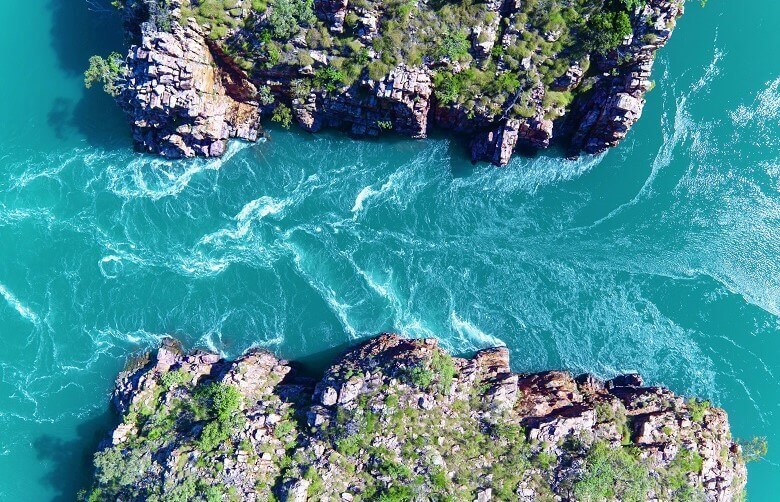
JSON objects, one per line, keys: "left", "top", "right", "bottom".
{"left": 82, "top": 334, "right": 749, "bottom": 501}
{"left": 87, "top": 0, "right": 685, "bottom": 165}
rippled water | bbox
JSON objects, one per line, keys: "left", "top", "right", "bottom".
{"left": 1, "top": 0, "right": 779, "bottom": 499}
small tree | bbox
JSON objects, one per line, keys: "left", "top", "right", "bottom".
{"left": 585, "top": 11, "right": 633, "bottom": 54}
{"left": 84, "top": 52, "right": 125, "bottom": 97}
{"left": 271, "top": 104, "right": 293, "bottom": 128}
{"left": 738, "top": 437, "right": 768, "bottom": 462}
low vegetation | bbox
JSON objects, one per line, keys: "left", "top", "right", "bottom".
{"left": 81, "top": 338, "right": 746, "bottom": 501}
{"left": 100, "top": 0, "right": 666, "bottom": 126}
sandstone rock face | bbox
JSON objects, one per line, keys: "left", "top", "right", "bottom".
{"left": 91, "top": 334, "right": 747, "bottom": 501}
{"left": 470, "top": 119, "right": 521, "bottom": 167}
{"left": 314, "top": 0, "right": 349, "bottom": 33}
{"left": 290, "top": 66, "right": 432, "bottom": 138}
{"left": 119, "top": 18, "right": 260, "bottom": 158}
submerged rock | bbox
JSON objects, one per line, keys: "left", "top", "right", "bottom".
{"left": 83, "top": 334, "right": 747, "bottom": 501}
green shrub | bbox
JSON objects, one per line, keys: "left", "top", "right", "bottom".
{"left": 166, "top": 477, "right": 198, "bottom": 502}
{"left": 271, "top": 103, "right": 293, "bottom": 128}
{"left": 274, "top": 419, "right": 296, "bottom": 438}
{"left": 585, "top": 11, "right": 633, "bottom": 53}
{"left": 384, "top": 393, "right": 399, "bottom": 408}
{"left": 258, "top": 85, "right": 275, "bottom": 105}
{"left": 268, "top": 0, "right": 315, "bottom": 39}
{"left": 434, "top": 31, "right": 471, "bottom": 61}
{"left": 206, "top": 383, "right": 241, "bottom": 420}
{"left": 433, "top": 71, "right": 463, "bottom": 104}
{"left": 377, "top": 120, "right": 393, "bottom": 131}
{"left": 573, "top": 441, "right": 652, "bottom": 502}
{"left": 336, "top": 435, "right": 362, "bottom": 456}
{"left": 620, "top": 0, "right": 647, "bottom": 11}
{"left": 304, "top": 466, "right": 325, "bottom": 496}
{"left": 160, "top": 369, "right": 190, "bottom": 389}
{"left": 84, "top": 53, "right": 125, "bottom": 97}
{"left": 738, "top": 436, "right": 768, "bottom": 462}
{"left": 493, "top": 72, "right": 521, "bottom": 94}
{"left": 533, "top": 451, "right": 558, "bottom": 470}
{"left": 663, "top": 448, "right": 705, "bottom": 497}
{"left": 408, "top": 364, "right": 434, "bottom": 390}
{"left": 431, "top": 351, "right": 456, "bottom": 394}
{"left": 543, "top": 90, "right": 574, "bottom": 109}
{"left": 93, "top": 446, "right": 151, "bottom": 489}
{"left": 297, "top": 51, "right": 315, "bottom": 67}
{"left": 674, "top": 449, "right": 703, "bottom": 474}
{"left": 687, "top": 399, "right": 710, "bottom": 423}
{"left": 193, "top": 383, "right": 243, "bottom": 450}
{"left": 378, "top": 484, "right": 415, "bottom": 501}
{"left": 491, "top": 421, "right": 524, "bottom": 443}
{"left": 314, "top": 67, "right": 347, "bottom": 92}
{"left": 368, "top": 61, "right": 390, "bottom": 81}
{"left": 290, "top": 79, "right": 312, "bottom": 99}
{"left": 198, "top": 420, "right": 228, "bottom": 450}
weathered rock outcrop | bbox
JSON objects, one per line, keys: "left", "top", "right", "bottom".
{"left": 567, "top": 0, "right": 685, "bottom": 153}
{"left": 106, "top": 0, "right": 686, "bottom": 166}
{"left": 291, "top": 65, "right": 432, "bottom": 138}
{"left": 119, "top": 13, "right": 261, "bottom": 158}
{"left": 84, "top": 334, "right": 746, "bottom": 501}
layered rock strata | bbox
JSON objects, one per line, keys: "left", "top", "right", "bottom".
{"left": 119, "top": 19, "right": 261, "bottom": 157}
{"left": 84, "top": 334, "right": 746, "bottom": 501}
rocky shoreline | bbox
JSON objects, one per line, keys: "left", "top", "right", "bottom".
{"left": 102, "top": 0, "right": 685, "bottom": 166}
{"left": 83, "top": 334, "right": 746, "bottom": 500}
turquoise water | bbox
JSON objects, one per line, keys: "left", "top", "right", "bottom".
{"left": 1, "top": 0, "right": 779, "bottom": 499}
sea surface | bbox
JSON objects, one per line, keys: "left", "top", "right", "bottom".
{"left": 1, "top": 0, "right": 779, "bottom": 499}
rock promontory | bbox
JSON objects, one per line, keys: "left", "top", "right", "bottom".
{"left": 91, "top": 0, "right": 686, "bottom": 165}
{"left": 82, "top": 334, "right": 747, "bottom": 501}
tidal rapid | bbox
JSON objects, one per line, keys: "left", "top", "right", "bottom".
{"left": 0, "top": 0, "right": 778, "bottom": 499}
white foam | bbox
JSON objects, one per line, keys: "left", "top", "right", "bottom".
{"left": 731, "top": 77, "right": 780, "bottom": 125}
{"left": 351, "top": 177, "right": 394, "bottom": 214}
{"left": 8, "top": 154, "right": 76, "bottom": 190}
{"left": 576, "top": 47, "right": 725, "bottom": 232}
{"left": 351, "top": 185, "right": 377, "bottom": 213}
{"left": 104, "top": 140, "right": 249, "bottom": 201}
{"left": 98, "top": 255, "right": 124, "bottom": 279}
{"left": 0, "top": 207, "right": 53, "bottom": 227}
{"left": 449, "top": 311, "right": 504, "bottom": 350}
{"left": 285, "top": 241, "right": 358, "bottom": 338}
{"left": 0, "top": 282, "right": 39, "bottom": 325}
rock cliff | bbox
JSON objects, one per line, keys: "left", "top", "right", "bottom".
{"left": 101, "top": 0, "right": 685, "bottom": 166}
{"left": 118, "top": 12, "right": 261, "bottom": 157}
{"left": 83, "top": 334, "right": 746, "bottom": 501}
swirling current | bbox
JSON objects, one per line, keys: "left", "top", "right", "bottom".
{"left": 0, "top": 0, "right": 779, "bottom": 499}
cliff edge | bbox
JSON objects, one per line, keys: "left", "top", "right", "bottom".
{"left": 93, "top": 0, "right": 685, "bottom": 165}
{"left": 83, "top": 334, "right": 746, "bottom": 501}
